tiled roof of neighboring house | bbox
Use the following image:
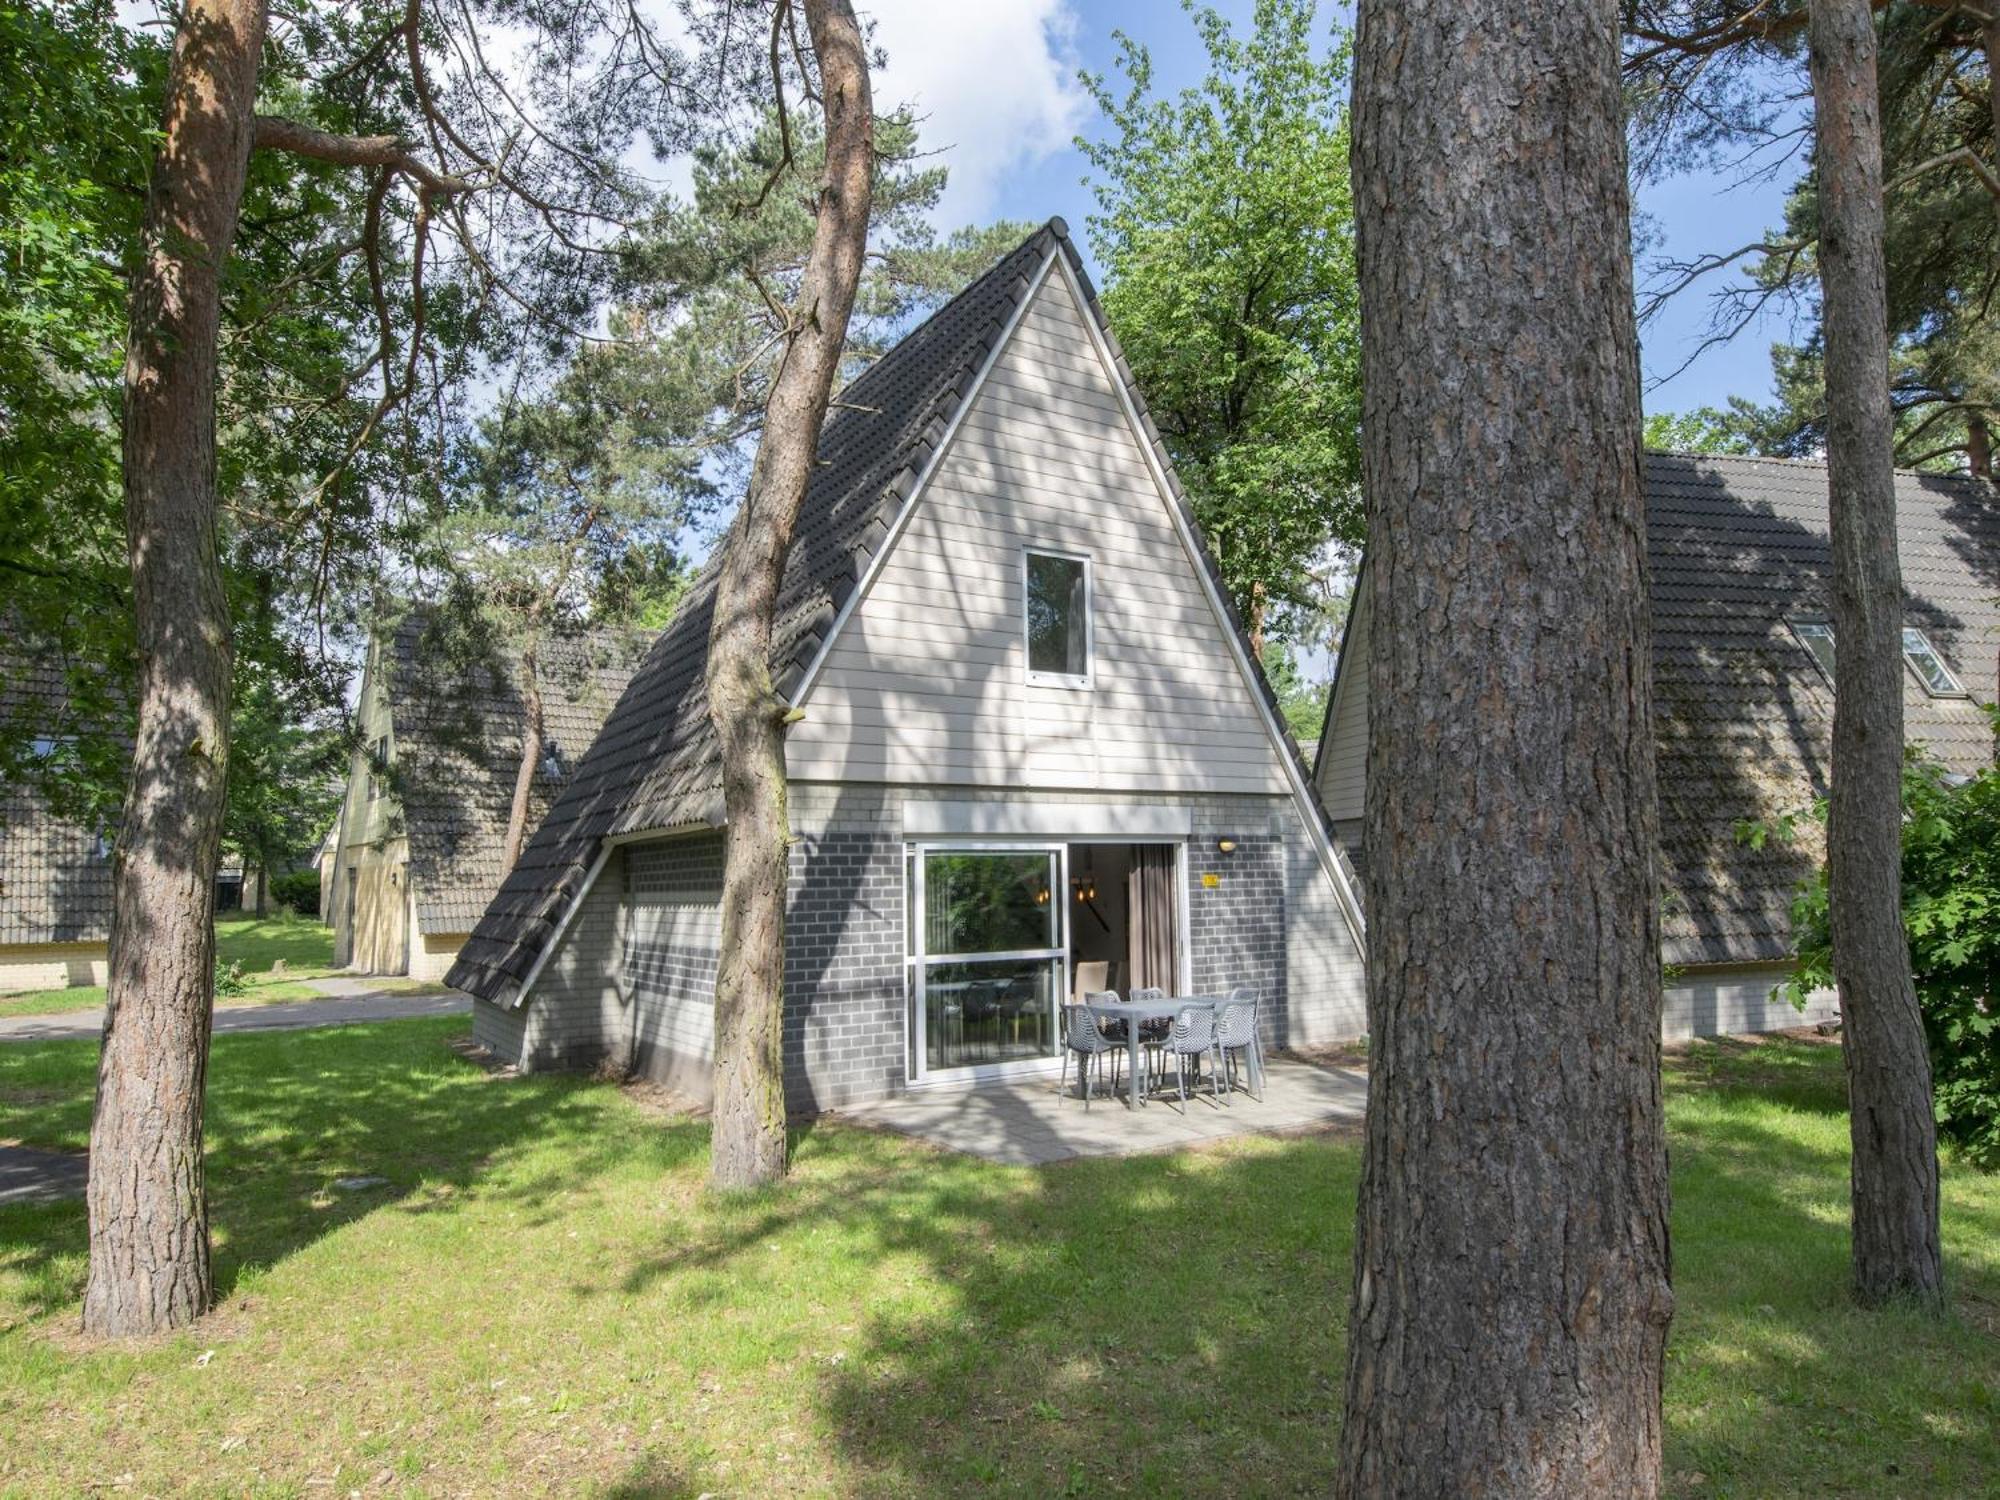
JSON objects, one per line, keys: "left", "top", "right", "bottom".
{"left": 0, "top": 658, "right": 113, "bottom": 947}
{"left": 378, "top": 613, "right": 646, "bottom": 936}
{"left": 1646, "top": 452, "right": 1998, "bottom": 968}
{"left": 449, "top": 217, "right": 1336, "bottom": 1003}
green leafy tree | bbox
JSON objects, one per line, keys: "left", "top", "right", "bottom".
{"left": 222, "top": 660, "right": 345, "bottom": 916}
{"left": 1262, "top": 639, "right": 1329, "bottom": 743}
{"left": 1643, "top": 406, "right": 1759, "bottom": 454}
{"left": 1788, "top": 729, "right": 2000, "bottom": 1168}
{"left": 1079, "top": 0, "right": 1362, "bottom": 654}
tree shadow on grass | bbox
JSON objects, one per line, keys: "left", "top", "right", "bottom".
{"left": 606, "top": 1123, "right": 1359, "bottom": 1497}
{"left": 0, "top": 1016, "right": 711, "bottom": 1326}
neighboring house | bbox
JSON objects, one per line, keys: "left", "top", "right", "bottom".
{"left": 0, "top": 660, "right": 113, "bottom": 994}
{"left": 328, "top": 613, "right": 642, "bottom": 983}
{"left": 448, "top": 219, "right": 1370, "bottom": 1110}
{"left": 1316, "top": 453, "right": 2000, "bottom": 1038}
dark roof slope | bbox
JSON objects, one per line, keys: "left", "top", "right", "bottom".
{"left": 380, "top": 613, "right": 644, "bottom": 935}
{"left": 1648, "top": 452, "right": 1997, "bottom": 967}
{"left": 450, "top": 217, "right": 1341, "bottom": 1002}
{"left": 0, "top": 659, "right": 113, "bottom": 947}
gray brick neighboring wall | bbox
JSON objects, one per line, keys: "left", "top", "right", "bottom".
{"left": 1664, "top": 964, "right": 1838, "bottom": 1038}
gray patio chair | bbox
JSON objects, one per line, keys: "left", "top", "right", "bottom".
{"left": 1214, "top": 992, "right": 1261, "bottom": 1103}
{"left": 1126, "top": 985, "right": 1173, "bottom": 1046}
{"left": 1160, "top": 1003, "right": 1223, "bottom": 1113}
{"left": 1062, "top": 1000, "right": 1122, "bottom": 1108}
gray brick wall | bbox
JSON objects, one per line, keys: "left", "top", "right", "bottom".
{"left": 782, "top": 820, "right": 906, "bottom": 1111}
{"left": 622, "top": 833, "right": 725, "bottom": 1096}
{"left": 1185, "top": 822, "right": 1289, "bottom": 1049}
{"left": 497, "top": 780, "right": 1370, "bottom": 1105}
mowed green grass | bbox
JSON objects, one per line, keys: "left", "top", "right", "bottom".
{"left": 0, "top": 916, "right": 440, "bottom": 1019}
{"left": 1, "top": 1025, "right": 1995, "bottom": 1498}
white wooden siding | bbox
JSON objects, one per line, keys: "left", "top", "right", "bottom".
{"left": 1316, "top": 580, "right": 1369, "bottom": 824}
{"left": 789, "top": 269, "right": 1287, "bottom": 796}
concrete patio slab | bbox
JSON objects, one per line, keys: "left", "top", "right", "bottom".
{"left": 838, "top": 1057, "right": 1368, "bottom": 1165}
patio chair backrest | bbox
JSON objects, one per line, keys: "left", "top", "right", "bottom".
{"left": 1215, "top": 998, "right": 1258, "bottom": 1049}
{"left": 1068, "top": 1000, "right": 1114, "bottom": 1051}
{"left": 1168, "top": 1004, "right": 1215, "bottom": 1051}
{"left": 1129, "top": 986, "right": 1166, "bottom": 1005}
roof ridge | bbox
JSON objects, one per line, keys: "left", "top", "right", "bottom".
{"left": 1647, "top": 448, "right": 1997, "bottom": 488}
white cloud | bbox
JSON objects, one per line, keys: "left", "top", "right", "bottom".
{"left": 857, "top": 0, "right": 1087, "bottom": 227}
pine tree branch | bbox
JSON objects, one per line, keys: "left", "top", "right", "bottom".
{"left": 251, "top": 115, "right": 477, "bottom": 196}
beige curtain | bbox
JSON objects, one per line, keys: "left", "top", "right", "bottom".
{"left": 1127, "top": 845, "right": 1178, "bottom": 993}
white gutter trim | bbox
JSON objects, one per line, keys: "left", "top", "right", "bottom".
{"left": 508, "top": 819, "right": 723, "bottom": 1008}
{"left": 1048, "top": 251, "right": 1370, "bottom": 947}
{"left": 789, "top": 246, "right": 1062, "bottom": 709}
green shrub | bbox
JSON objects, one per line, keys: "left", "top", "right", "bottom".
{"left": 1788, "top": 721, "right": 2000, "bottom": 1167}
{"left": 215, "top": 959, "right": 249, "bottom": 998}
{"left": 269, "top": 869, "right": 322, "bottom": 918}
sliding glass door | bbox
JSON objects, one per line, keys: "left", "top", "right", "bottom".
{"left": 908, "top": 845, "right": 1066, "bottom": 1080}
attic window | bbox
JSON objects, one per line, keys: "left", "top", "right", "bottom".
{"left": 1789, "top": 620, "right": 1837, "bottom": 684}
{"left": 367, "top": 734, "right": 389, "bottom": 802}
{"left": 1024, "top": 549, "right": 1091, "bottom": 688}
{"left": 540, "top": 740, "right": 567, "bottom": 782}
{"left": 1901, "top": 628, "right": 1966, "bottom": 697}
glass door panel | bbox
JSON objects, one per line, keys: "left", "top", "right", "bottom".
{"left": 910, "top": 847, "right": 1065, "bottom": 1078}
{"left": 923, "top": 850, "right": 1057, "bottom": 955}
{"left": 924, "top": 958, "right": 1059, "bottom": 1071}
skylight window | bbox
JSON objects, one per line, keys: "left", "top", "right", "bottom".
{"left": 1787, "top": 619, "right": 1969, "bottom": 698}
{"left": 1789, "top": 620, "right": 1836, "bottom": 683}
{"left": 1901, "top": 628, "right": 1966, "bottom": 697}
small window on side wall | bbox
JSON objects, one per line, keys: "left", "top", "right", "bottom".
{"left": 1901, "top": 628, "right": 1966, "bottom": 697}
{"left": 1024, "top": 549, "right": 1091, "bottom": 687}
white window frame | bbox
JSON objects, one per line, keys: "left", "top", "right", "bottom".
{"left": 1021, "top": 546, "right": 1094, "bottom": 690}
{"left": 1901, "top": 627, "right": 1967, "bottom": 698}
{"left": 1788, "top": 618, "right": 1837, "bottom": 686}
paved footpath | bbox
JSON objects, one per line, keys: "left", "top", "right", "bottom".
{"left": 0, "top": 1145, "right": 89, "bottom": 1206}
{"left": 0, "top": 980, "right": 468, "bottom": 1045}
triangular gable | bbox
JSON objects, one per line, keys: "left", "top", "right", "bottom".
{"left": 788, "top": 242, "right": 1366, "bottom": 940}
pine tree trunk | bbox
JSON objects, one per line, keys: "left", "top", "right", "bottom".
{"left": 1337, "top": 0, "right": 1672, "bottom": 1491}
{"left": 502, "top": 637, "right": 545, "bottom": 874}
{"left": 83, "top": 0, "right": 265, "bottom": 1339}
{"left": 1808, "top": 0, "right": 1946, "bottom": 1311}
{"left": 703, "top": 0, "right": 873, "bottom": 1191}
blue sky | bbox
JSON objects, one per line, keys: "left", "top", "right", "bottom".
{"left": 860, "top": 0, "right": 1806, "bottom": 417}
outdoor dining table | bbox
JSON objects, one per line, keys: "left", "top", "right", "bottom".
{"left": 1081, "top": 994, "right": 1264, "bottom": 1108}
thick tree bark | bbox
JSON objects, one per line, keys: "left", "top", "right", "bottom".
{"left": 83, "top": 0, "right": 266, "bottom": 1338}
{"left": 502, "top": 636, "right": 545, "bottom": 874}
{"left": 1337, "top": 1, "right": 1672, "bottom": 1492}
{"left": 1808, "top": 0, "right": 1947, "bottom": 1311}
{"left": 703, "top": 0, "right": 873, "bottom": 1191}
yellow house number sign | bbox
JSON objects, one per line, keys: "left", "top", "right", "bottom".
{"left": 1201, "top": 872, "right": 1221, "bottom": 889}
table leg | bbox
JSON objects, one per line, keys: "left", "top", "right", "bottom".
{"left": 1129, "top": 1025, "right": 1143, "bottom": 1108}
{"left": 1250, "top": 1031, "right": 1265, "bottom": 1098}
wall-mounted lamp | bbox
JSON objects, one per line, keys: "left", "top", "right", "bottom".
{"left": 1216, "top": 837, "right": 1238, "bottom": 855}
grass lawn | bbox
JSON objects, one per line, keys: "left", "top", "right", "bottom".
{"left": 1, "top": 1026, "right": 1996, "bottom": 1497}
{"left": 0, "top": 916, "right": 444, "bottom": 1019}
